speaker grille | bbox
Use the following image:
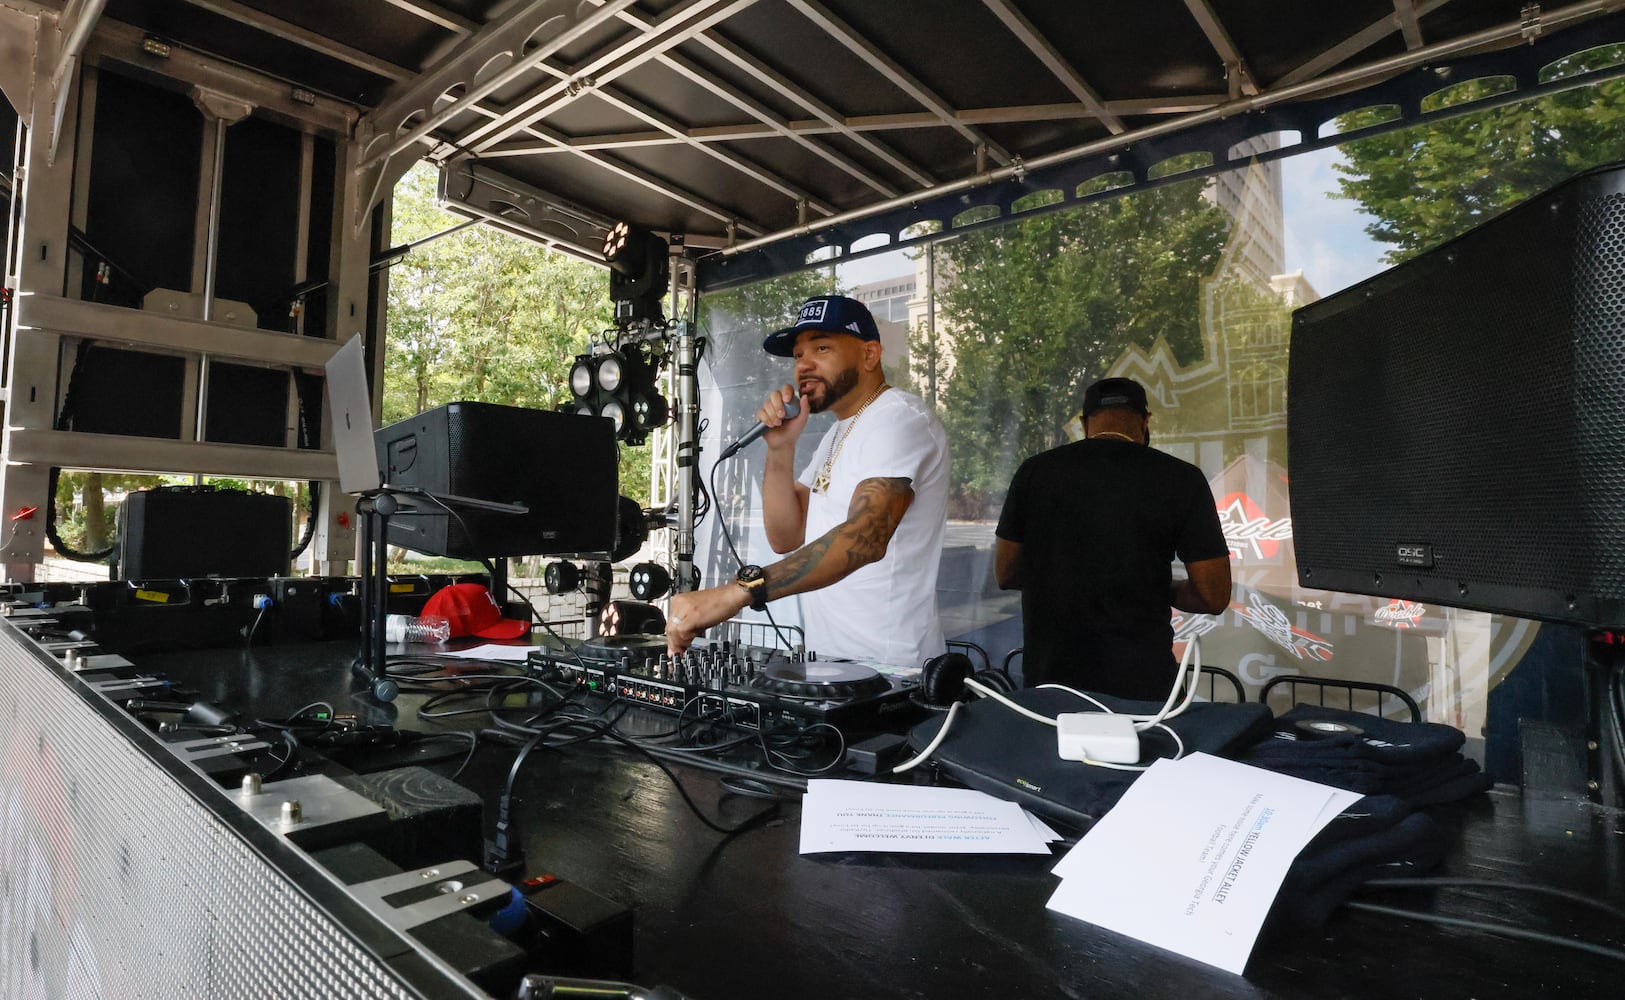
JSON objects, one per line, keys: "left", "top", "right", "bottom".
{"left": 1289, "top": 165, "right": 1625, "bottom": 626}
{"left": 0, "top": 625, "right": 480, "bottom": 999}
{"left": 1573, "top": 191, "right": 1625, "bottom": 592}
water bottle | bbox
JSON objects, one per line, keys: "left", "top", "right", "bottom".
{"left": 385, "top": 613, "right": 451, "bottom": 644}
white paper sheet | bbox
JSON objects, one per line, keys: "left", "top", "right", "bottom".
{"left": 800, "top": 779, "right": 1053, "bottom": 855}
{"left": 441, "top": 643, "right": 535, "bottom": 662}
{"left": 1028, "top": 811, "right": 1063, "bottom": 843}
{"left": 1045, "top": 753, "right": 1361, "bottom": 974}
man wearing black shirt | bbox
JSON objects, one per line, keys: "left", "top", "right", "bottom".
{"left": 994, "top": 377, "right": 1231, "bottom": 699}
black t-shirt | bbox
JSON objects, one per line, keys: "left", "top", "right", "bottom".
{"left": 995, "top": 438, "right": 1228, "bottom": 699}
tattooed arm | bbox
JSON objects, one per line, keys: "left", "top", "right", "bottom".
{"left": 763, "top": 476, "right": 915, "bottom": 597}
{"left": 666, "top": 476, "right": 915, "bottom": 654}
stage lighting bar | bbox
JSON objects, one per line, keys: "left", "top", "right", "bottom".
{"left": 566, "top": 346, "right": 668, "bottom": 446}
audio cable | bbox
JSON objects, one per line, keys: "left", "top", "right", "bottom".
{"left": 893, "top": 638, "right": 1203, "bottom": 773}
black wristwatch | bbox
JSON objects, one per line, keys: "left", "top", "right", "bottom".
{"left": 735, "top": 564, "right": 769, "bottom": 611}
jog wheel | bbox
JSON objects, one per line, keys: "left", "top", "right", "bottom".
{"left": 750, "top": 660, "right": 890, "bottom": 701}
{"left": 579, "top": 634, "right": 666, "bottom": 662}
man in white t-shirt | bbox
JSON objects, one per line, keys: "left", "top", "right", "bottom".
{"left": 666, "top": 294, "right": 949, "bottom": 667}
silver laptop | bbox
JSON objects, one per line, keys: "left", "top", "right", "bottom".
{"left": 323, "top": 335, "right": 526, "bottom": 516}
{"left": 323, "top": 334, "right": 385, "bottom": 495}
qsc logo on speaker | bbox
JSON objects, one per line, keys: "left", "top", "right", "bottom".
{"left": 1394, "top": 543, "right": 1434, "bottom": 568}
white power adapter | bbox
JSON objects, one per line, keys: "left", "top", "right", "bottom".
{"left": 1056, "top": 712, "right": 1141, "bottom": 764}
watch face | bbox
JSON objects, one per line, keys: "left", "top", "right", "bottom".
{"left": 737, "top": 564, "right": 765, "bottom": 583}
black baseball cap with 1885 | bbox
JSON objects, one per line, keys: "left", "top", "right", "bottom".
{"left": 762, "top": 295, "right": 881, "bottom": 357}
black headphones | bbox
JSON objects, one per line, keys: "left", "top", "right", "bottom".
{"left": 915, "top": 652, "right": 1015, "bottom": 709}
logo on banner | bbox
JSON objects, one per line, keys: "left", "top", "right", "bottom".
{"left": 1232, "top": 593, "right": 1335, "bottom": 661}
{"left": 1217, "top": 493, "right": 1294, "bottom": 561}
{"left": 1172, "top": 610, "right": 1225, "bottom": 644}
{"left": 1374, "top": 600, "right": 1428, "bottom": 629}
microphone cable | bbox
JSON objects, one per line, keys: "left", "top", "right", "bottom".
{"left": 706, "top": 452, "right": 800, "bottom": 654}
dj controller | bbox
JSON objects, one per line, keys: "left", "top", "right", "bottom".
{"left": 529, "top": 635, "right": 926, "bottom": 735}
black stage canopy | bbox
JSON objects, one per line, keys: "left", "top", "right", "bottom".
{"left": 79, "top": 0, "right": 1625, "bottom": 286}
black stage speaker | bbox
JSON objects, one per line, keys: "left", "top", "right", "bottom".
{"left": 377, "top": 401, "right": 618, "bottom": 559}
{"left": 60, "top": 346, "right": 186, "bottom": 439}
{"left": 204, "top": 362, "right": 290, "bottom": 446}
{"left": 113, "top": 487, "right": 291, "bottom": 579}
{"left": 1289, "top": 161, "right": 1625, "bottom": 628}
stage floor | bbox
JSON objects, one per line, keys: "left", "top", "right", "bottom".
{"left": 124, "top": 638, "right": 1625, "bottom": 999}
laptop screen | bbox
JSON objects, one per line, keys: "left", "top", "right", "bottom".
{"left": 323, "top": 335, "right": 382, "bottom": 495}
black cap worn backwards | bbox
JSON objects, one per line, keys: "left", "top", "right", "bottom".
{"left": 1082, "top": 377, "right": 1150, "bottom": 417}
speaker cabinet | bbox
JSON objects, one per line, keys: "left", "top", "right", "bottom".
{"left": 204, "top": 362, "right": 290, "bottom": 446}
{"left": 376, "top": 402, "right": 619, "bottom": 559}
{"left": 114, "top": 487, "right": 292, "bottom": 580}
{"left": 1288, "top": 162, "right": 1625, "bottom": 628}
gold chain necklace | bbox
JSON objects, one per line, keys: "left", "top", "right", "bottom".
{"left": 1091, "top": 431, "right": 1138, "bottom": 443}
{"left": 812, "top": 384, "right": 888, "bottom": 494}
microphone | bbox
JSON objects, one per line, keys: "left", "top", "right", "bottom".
{"left": 719, "top": 397, "right": 800, "bottom": 459}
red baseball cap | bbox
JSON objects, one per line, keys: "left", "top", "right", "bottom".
{"left": 422, "top": 583, "right": 531, "bottom": 640}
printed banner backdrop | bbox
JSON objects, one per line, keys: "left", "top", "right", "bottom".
{"left": 691, "top": 149, "right": 1561, "bottom": 734}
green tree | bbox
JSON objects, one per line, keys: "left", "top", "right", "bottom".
{"left": 50, "top": 471, "right": 162, "bottom": 554}
{"left": 1334, "top": 60, "right": 1625, "bottom": 263}
{"left": 386, "top": 164, "right": 658, "bottom": 501}
{"left": 50, "top": 471, "right": 312, "bottom": 560}
{"left": 915, "top": 179, "right": 1230, "bottom": 516}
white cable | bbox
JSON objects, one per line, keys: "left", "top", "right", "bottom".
{"left": 1034, "top": 636, "right": 1204, "bottom": 731}
{"left": 1159, "top": 637, "right": 1204, "bottom": 724}
{"left": 1070, "top": 754, "right": 1152, "bottom": 772}
{"left": 893, "top": 642, "right": 1208, "bottom": 774}
{"left": 963, "top": 676, "right": 1060, "bottom": 726}
{"left": 1139, "top": 635, "right": 1202, "bottom": 729}
{"left": 891, "top": 700, "right": 961, "bottom": 773}
{"left": 1151, "top": 721, "right": 1186, "bottom": 760}
{"left": 961, "top": 677, "right": 1157, "bottom": 771}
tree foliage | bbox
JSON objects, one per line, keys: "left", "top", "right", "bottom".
{"left": 50, "top": 472, "right": 304, "bottom": 555}
{"left": 1334, "top": 61, "right": 1625, "bottom": 263}
{"left": 912, "top": 180, "right": 1230, "bottom": 516}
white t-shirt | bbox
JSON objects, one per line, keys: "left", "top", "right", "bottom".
{"left": 795, "top": 387, "right": 949, "bottom": 668}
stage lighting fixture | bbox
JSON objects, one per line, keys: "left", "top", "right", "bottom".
{"left": 628, "top": 562, "right": 672, "bottom": 601}
{"left": 569, "top": 359, "right": 601, "bottom": 421}
{"left": 566, "top": 347, "right": 669, "bottom": 446}
{"left": 603, "top": 221, "right": 632, "bottom": 264}
{"left": 602, "top": 222, "right": 669, "bottom": 325}
{"left": 632, "top": 392, "right": 668, "bottom": 431}
{"left": 544, "top": 560, "right": 581, "bottom": 594}
{"left": 611, "top": 496, "right": 649, "bottom": 563}
{"left": 601, "top": 599, "right": 666, "bottom": 636}
{"left": 596, "top": 354, "right": 624, "bottom": 392}
{"left": 570, "top": 358, "right": 594, "bottom": 398}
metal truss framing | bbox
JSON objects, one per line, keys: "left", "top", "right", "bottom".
{"left": 22, "top": 0, "right": 1625, "bottom": 260}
